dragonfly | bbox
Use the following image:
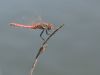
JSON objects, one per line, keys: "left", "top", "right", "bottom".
{"left": 10, "top": 21, "right": 55, "bottom": 41}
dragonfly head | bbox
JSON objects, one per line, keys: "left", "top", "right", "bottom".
{"left": 42, "top": 23, "right": 48, "bottom": 29}
{"left": 42, "top": 23, "right": 55, "bottom": 30}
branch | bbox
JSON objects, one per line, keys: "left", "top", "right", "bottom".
{"left": 28, "top": 24, "right": 64, "bottom": 75}
{"left": 42, "top": 24, "right": 64, "bottom": 45}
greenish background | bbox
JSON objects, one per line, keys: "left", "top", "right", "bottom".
{"left": 0, "top": 0, "right": 100, "bottom": 75}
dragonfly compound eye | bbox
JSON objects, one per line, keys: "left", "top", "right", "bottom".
{"left": 42, "top": 24, "right": 48, "bottom": 29}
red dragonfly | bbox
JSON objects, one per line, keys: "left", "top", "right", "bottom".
{"left": 10, "top": 22, "right": 54, "bottom": 41}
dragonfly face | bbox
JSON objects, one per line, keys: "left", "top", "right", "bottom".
{"left": 41, "top": 23, "right": 54, "bottom": 30}
{"left": 42, "top": 24, "right": 49, "bottom": 29}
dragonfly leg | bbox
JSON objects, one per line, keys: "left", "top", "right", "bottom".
{"left": 40, "top": 29, "right": 45, "bottom": 41}
{"left": 46, "top": 30, "right": 51, "bottom": 35}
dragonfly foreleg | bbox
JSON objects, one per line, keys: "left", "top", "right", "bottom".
{"left": 40, "top": 29, "right": 45, "bottom": 41}
{"left": 46, "top": 30, "right": 51, "bottom": 35}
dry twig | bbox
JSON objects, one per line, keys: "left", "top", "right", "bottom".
{"left": 29, "top": 24, "right": 64, "bottom": 75}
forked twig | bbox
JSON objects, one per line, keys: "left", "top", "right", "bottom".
{"left": 29, "top": 24, "right": 64, "bottom": 75}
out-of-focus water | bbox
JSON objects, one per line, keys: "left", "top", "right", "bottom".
{"left": 0, "top": 0, "right": 100, "bottom": 75}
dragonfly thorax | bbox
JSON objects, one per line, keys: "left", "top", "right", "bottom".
{"left": 34, "top": 22, "right": 54, "bottom": 30}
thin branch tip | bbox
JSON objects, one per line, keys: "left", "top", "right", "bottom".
{"left": 28, "top": 24, "right": 64, "bottom": 75}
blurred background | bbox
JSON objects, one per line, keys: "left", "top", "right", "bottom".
{"left": 0, "top": 0, "right": 100, "bottom": 75}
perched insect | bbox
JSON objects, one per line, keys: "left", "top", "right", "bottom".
{"left": 10, "top": 22, "right": 54, "bottom": 41}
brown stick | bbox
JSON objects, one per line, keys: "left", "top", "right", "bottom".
{"left": 28, "top": 24, "right": 64, "bottom": 75}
